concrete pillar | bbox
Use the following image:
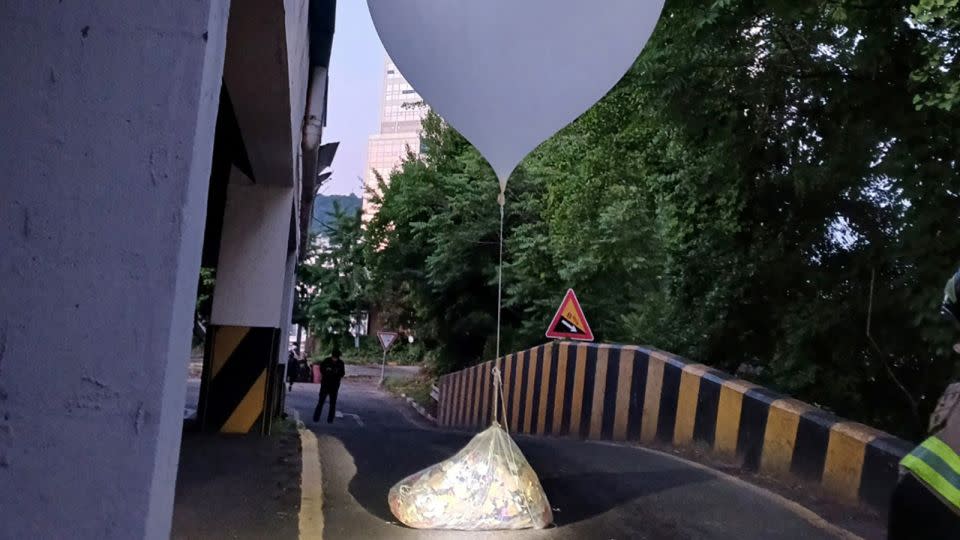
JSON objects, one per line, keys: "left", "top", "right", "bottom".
{"left": 195, "top": 0, "right": 311, "bottom": 434}
{"left": 0, "top": 1, "right": 229, "bottom": 538}
{"left": 197, "top": 176, "right": 296, "bottom": 433}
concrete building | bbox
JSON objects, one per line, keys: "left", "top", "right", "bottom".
{"left": 0, "top": 1, "right": 337, "bottom": 537}
{"left": 362, "top": 57, "right": 428, "bottom": 219}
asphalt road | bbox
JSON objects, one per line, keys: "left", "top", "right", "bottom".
{"left": 182, "top": 363, "right": 420, "bottom": 419}
{"left": 286, "top": 379, "right": 856, "bottom": 540}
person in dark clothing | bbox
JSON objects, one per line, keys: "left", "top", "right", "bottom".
{"left": 889, "top": 472, "right": 960, "bottom": 539}
{"left": 313, "top": 348, "right": 346, "bottom": 423}
{"left": 287, "top": 349, "right": 300, "bottom": 392}
{"left": 887, "top": 268, "right": 960, "bottom": 539}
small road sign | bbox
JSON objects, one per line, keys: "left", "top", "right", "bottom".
{"left": 545, "top": 289, "right": 594, "bottom": 341}
{"left": 377, "top": 331, "right": 399, "bottom": 385}
{"left": 377, "top": 331, "right": 399, "bottom": 351}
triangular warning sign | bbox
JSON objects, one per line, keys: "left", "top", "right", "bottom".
{"left": 545, "top": 289, "right": 594, "bottom": 341}
{"left": 377, "top": 331, "right": 399, "bottom": 351}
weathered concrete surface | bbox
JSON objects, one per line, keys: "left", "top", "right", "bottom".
{"left": 278, "top": 249, "right": 299, "bottom": 370}
{"left": 223, "top": 0, "right": 310, "bottom": 188}
{"left": 0, "top": 1, "right": 229, "bottom": 538}
{"left": 209, "top": 178, "right": 294, "bottom": 328}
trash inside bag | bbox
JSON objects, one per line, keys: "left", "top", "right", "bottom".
{"left": 388, "top": 423, "right": 553, "bottom": 530}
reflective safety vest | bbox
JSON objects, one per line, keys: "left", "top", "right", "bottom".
{"left": 901, "top": 436, "right": 960, "bottom": 513}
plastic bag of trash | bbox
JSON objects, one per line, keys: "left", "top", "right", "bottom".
{"left": 388, "top": 423, "right": 553, "bottom": 530}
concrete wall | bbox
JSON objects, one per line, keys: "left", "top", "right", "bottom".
{"left": 222, "top": 0, "right": 310, "bottom": 188}
{"left": 286, "top": 0, "right": 311, "bottom": 170}
{"left": 278, "top": 250, "right": 299, "bottom": 365}
{"left": 200, "top": 0, "right": 312, "bottom": 436}
{"left": 438, "top": 342, "right": 914, "bottom": 512}
{"left": 210, "top": 175, "right": 294, "bottom": 328}
{"left": 0, "top": 1, "right": 230, "bottom": 537}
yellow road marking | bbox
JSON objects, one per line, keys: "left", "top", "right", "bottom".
{"left": 299, "top": 426, "right": 324, "bottom": 539}
{"left": 511, "top": 352, "right": 524, "bottom": 430}
{"left": 552, "top": 345, "right": 569, "bottom": 434}
{"left": 569, "top": 344, "right": 588, "bottom": 436}
{"left": 537, "top": 344, "right": 554, "bottom": 435}
{"left": 524, "top": 350, "right": 537, "bottom": 433}
{"left": 715, "top": 379, "right": 758, "bottom": 457}
{"left": 674, "top": 364, "right": 709, "bottom": 445}
{"left": 589, "top": 346, "right": 610, "bottom": 440}
{"left": 641, "top": 352, "right": 666, "bottom": 443}
{"left": 612, "top": 350, "right": 634, "bottom": 441}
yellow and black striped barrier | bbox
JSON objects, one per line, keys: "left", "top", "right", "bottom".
{"left": 437, "top": 342, "right": 912, "bottom": 511}
{"left": 198, "top": 325, "right": 282, "bottom": 434}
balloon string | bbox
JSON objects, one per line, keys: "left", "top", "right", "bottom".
{"left": 492, "top": 364, "right": 535, "bottom": 524}
{"left": 491, "top": 364, "right": 510, "bottom": 434}
{"left": 491, "top": 195, "right": 536, "bottom": 524}
{"left": 492, "top": 193, "right": 506, "bottom": 430}
{"left": 496, "top": 196, "right": 504, "bottom": 361}
{"left": 493, "top": 189, "right": 510, "bottom": 433}
{"left": 492, "top": 363, "right": 500, "bottom": 427}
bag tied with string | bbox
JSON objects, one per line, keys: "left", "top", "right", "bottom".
{"left": 387, "top": 366, "right": 553, "bottom": 530}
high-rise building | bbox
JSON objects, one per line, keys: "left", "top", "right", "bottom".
{"left": 362, "top": 57, "right": 428, "bottom": 219}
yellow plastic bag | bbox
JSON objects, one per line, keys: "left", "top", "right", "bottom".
{"left": 388, "top": 423, "right": 553, "bottom": 530}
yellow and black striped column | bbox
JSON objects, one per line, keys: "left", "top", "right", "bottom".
{"left": 197, "top": 325, "right": 281, "bottom": 434}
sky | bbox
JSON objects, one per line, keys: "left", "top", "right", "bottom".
{"left": 322, "top": 1, "right": 387, "bottom": 196}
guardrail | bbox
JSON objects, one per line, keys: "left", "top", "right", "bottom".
{"left": 436, "top": 341, "right": 913, "bottom": 512}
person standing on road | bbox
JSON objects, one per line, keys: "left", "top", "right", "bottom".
{"left": 888, "top": 268, "right": 960, "bottom": 539}
{"left": 287, "top": 349, "right": 300, "bottom": 392}
{"left": 313, "top": 347, "right": 346, "bottom": 424}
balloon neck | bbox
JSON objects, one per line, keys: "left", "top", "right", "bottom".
{"left": 497, "top": 173, "right": 509, "bottom": 208}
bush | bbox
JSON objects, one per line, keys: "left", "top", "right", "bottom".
{"left": 383, "top": 376, "right": 435, "bottom": 411}
{"left": 328, "top": 334, "right": 427, "bottom": 366}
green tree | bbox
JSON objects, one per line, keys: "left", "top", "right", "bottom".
{"left": 193, "top": 267, "right": 216, "bottom": 347}
{"left": 365, "top": 0, "right": 959, "bottom": 439}
{"left": 910, "top": 0, "right": 960, "bottom": 110}
{"left": 299, "top": 203, "right": 371, "bottom": 350}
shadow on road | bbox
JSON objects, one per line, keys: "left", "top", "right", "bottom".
{"left": 540, "top": 469, "right": 711, "bottom": 526}
{"left": 336, "top": 429, "right": 473, "bottom": 524}
{"left": 172, "top": 430, "right": 302, "bottom": 539}
{"left": 333, "top": 427, "right": 711, "bottom": 529}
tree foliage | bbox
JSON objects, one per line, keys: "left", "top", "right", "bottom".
{"left": 911, "top": 0, "right": 960, "bottom": 110}
{"left": 364, "top": 0, "right": 959, "bottom": 438}
{"left": 296, "top": 203, "right": 370, "bottom": 350}
{"left": 193, "top": 267, "right": 216, "bottom": 347}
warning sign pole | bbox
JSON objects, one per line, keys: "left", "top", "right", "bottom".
{"left": 379, "top": 348, "right": 387, "bottom": 386}
{"left": 377, "top": 331, "right": 399, "bottom": 386}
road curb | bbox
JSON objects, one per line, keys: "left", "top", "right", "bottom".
{"left": 400, "top": 393, "right": 437, "bottom": 424}
{"left": 295, "top": 409, "right": 324, "bottom": 540}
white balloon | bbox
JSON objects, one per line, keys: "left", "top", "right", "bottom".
{"left": 367, "top": 0, "right": 665, "bottom": 191}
